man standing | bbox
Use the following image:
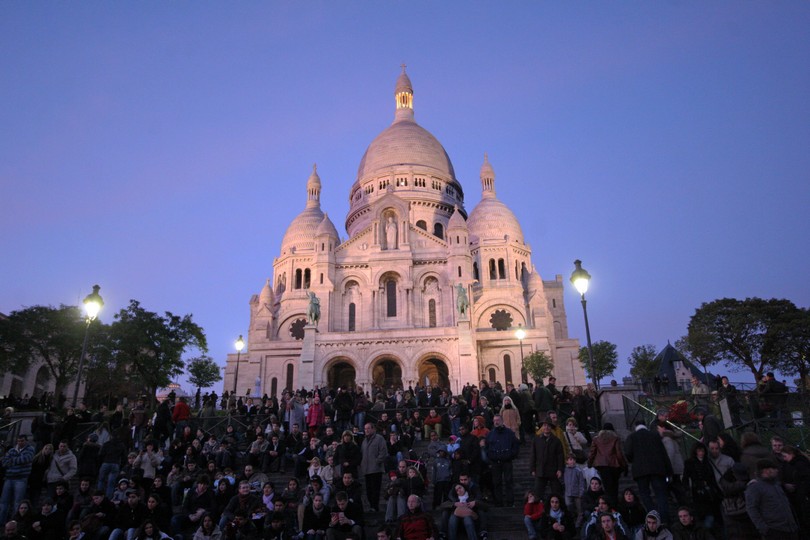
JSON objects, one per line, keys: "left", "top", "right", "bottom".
{"left": 46, "top": 440, "right": 77, "bottom": 497}
{"left": 0, "top": 435, "right": 34, "bottom": 524}
{"left": 695, "top": 408, "right": 723, "bottom": 444}
{"left": 485, "top": 414, "right": 520, "bottom": 507}
{"left": 707, "top": 440, "right": 734, "bottom": 483}
{"left": 745, "top": 459, "right": 799, "bottom": 539}
{"left": 530, "top": 419, "right": 564, "bottom": 499}
{"left": 624, "top": 420, "right": 673, "bottom": 523}
{"left": 717, "top": 376, "right": 742, "bottom": 425}
{"left": 359, "top": 422, "right": 387, "bottom": 512}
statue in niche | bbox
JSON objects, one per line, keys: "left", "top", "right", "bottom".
{"left": 456, "top": 284, "right": 470, "bottom": 317}
{"left": 385, "top": 216, "right": 398, "bottom": 250}
{"left": 307, "top": 291, "right": 321, "bottom": 327}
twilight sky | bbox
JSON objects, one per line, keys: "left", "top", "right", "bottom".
{"left": 2, "top": 2, "right": 809, "bottom": 390}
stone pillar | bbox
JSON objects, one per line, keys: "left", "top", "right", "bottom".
{"left": 456, "top": 317, "right": 477, "bottom": 395}
{"left": 299, "top": 325, "right": 317, "bottom": 389}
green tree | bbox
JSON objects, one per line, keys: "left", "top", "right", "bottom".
{"left": 524, "top": 351, "right": 555, "bottom": 383}
{"left": 578, "top": 340, "right": 618, "bottom": 384}
{"left": 685, "top": 297, "right": 797, "bottom": 382}
{"left": 628, "top": 344, "right": 659, "bottom": 382}
{"left": 0, "top": 305, "right": 92, "bottom": 400}
{"left": 187, "top": 355, "right": 222, "bottom": 394}
{"left": 101, "top": 300, "right": 207, "bottom": 404}
{"left": 766, "top": 306, "right": 810, "bottom": 389}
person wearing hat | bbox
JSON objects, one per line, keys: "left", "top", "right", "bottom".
{"left": 635, "top": 509, "right": 673, "bottom": 539}
{"left": 745, "top": 459, "right": 799, "bottom": 539}
{"left": 111, "top": 478, "right": 132, "bottom": 508}
{"left": 530, "top": 419, "right": 564, "bottom": 501}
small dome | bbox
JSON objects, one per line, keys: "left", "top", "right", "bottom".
{"left": 281, "top": 206, "right": 324, "bottom": 253}
{"left": 315, "top": 213, "right": 339, "bottom": 239}
{"left": 527, "top": 267, "right": 543, "bottom": 293}
{"left": 281, "top": 167, "right": 325, "bottom": 253}
{"left": 468, "top": 197, "right": 524, "bottom": 244}
{"left": 259, "top": 279, "right": 274, "bottom": 305}
{"left": 447, "top": 205, "right": 467, "bottom": 230}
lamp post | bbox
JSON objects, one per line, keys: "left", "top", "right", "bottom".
{"left": 232, "top": 335, "right": 245, "bottom": 395}
{"left": 515, "top": 324, "right": 527, "bottom": 383}
{"left": 570, "top": 260, "right": 597, "bottom": 391}
{"left": 73, "top": 285, "right": 104, "bottom": 407}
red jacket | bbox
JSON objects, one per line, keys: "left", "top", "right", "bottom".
{"left": 172, "top": 400, "right": 191, "bottom": 423}
{"left": 394, "top": 509, "right": 439, "bottom": 540}
{"left": 524, "top": 500, "right": 545, "bottom": 520}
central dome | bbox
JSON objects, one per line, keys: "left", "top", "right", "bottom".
{"left": 356, "top": 119, "right": 456, "bottom": 181}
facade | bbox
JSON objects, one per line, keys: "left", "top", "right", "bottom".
{"left": 224, "top": 68, "right": 585, "bottom": 396}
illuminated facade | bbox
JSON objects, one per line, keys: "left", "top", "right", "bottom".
{"left": 225, "top": 68, "right": 584, "bottom": 395}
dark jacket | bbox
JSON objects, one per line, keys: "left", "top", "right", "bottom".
{"left": 484, "top": 425, "right": 520, "bottom": 463}
{"left": 530, "top": 433, "right": 564, "bottom": 478}
{"left": 624, "top": 426, "right": 672, "bottom": 479}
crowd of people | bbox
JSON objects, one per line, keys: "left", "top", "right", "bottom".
{"left": 0, "top": 375, "right": 806, "bottom": 540}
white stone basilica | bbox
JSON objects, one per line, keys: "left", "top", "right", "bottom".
{"left": 224, "top": 68, "right": 585, "bottom": 396}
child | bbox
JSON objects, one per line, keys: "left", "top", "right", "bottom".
{"left": 523, "top": 489, "right": 544, "bottom": 540}
{"left": 563, "top": 455, "right": 585, "bottom": 527}
{"left": 431, "top": 449, "right": 452, "bottom": 509}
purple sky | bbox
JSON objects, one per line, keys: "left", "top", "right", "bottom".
{"left": 2, "top": 3, "right": 809, "bottom": 391}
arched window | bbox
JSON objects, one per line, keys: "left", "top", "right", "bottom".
{"left": 488, "top": 368, "right": 496, "bottom": 383}
{"left": 498, "top": 259, "right": 506, "bottom": 279}
{"left": 457, "top": 266, "right": 462, "bottom": 278}
{"left": 295, "top": 269, "right": 303, "bottom": 289}
{"left": 416, "top": 220, "right": 427, "bottom": 230}
{"left": 473, "top": 262, "right": 479, "bottom": 280}
{"left": 319, "top": 273, "right": 323, "bottom": 285}
{"left": 271, "top": 377, "right": 278, "bottom": 397}
{"left": 386, "top": 280, "right": 397, "bottom": 317}
{"left": 504, "top": 354, "right": 513, "bottom": 385}
{"left": 286, "top": 364, "right": 294, "bottom": 391}
{"left": 266, "top": 322, "right": 271, "bottom": 339}
{"left": 303, "top": 269, "right": 311, "bottom": 289}
{"left": 456, "top": 235, "right": 460, "bottom": 244}
{"left": 433, "top": 223, "right": 444, "bottom": 239}
{"left": 489, "top": 259, "right": 497, "bottom": 280}
{"left": 428, "top": 299, "right": 436, "bottom": 327}
{"left": 348, "top": 303, "right": 356, "bottom": 332}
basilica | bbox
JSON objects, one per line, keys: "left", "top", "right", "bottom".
{"left": 224, "top": 68, "right": 585, "bottom": 396}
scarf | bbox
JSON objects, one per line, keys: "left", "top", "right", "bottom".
{"left": 550, "top": 507, "right": 563, "bottom": 521}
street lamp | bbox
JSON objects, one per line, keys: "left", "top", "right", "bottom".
{"left": 73, "top": 285, "right": 104, "bottom": 407}
{"left": 232, "top": 335, "right": 245, "bottom": 395}
{"left": 515, "top": 324, "right": 527, "bottom": 383}
{"left": 570, "top": 260, "right": 597, "bottom": 391}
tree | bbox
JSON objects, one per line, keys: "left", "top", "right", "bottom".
{"left": 766, "top": 306, "right": 810, "bottom": 389}
{"left": 523, "top": 351, "right": 555, "bottom": 383}
{"left": 0, "top": 305, "right": 92, "bottom": 401}
{"left": 578, "top": 340, "right": 618, "bottom": 384}
{"left": 685, "top": 297, "right": 797, "bottom": 382}
{"left": 187, "top": 355, "right": 222, "bottom": 394}
{"left": 628, "top": 344, "right": 659, "bottom": 382}
{"left": 100, "top": 300, "right": 207, "bottom": 404}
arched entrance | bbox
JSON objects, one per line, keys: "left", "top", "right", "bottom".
{"left": 371, "top": 359, "right": 403, "bottom": 390}
{"left": 418, "top": 358, "right": 450, "bottom": 389}
{"left": 327, "top": 361, "right": 357, "bottom": 390}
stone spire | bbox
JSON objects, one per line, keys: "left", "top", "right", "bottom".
{"left": 480, "top": 153, "right": 496, "bottom": 198}
{"left": 306, "top": 163, "right": 321, "bottom": 208}
{"left": 394, "top": 64, "right": 414, "bottom": 123}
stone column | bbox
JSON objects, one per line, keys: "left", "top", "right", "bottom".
{"left": 299, "top": 325, "right": 317, "bottom": 389}
{"left": 456, "top": 317, "right": 477, "bottom": 395}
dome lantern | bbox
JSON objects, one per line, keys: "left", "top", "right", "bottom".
{"left": 480, "top": 153, "right": 496, "bottom": 198}
{"left": 306, "top": 163, "right": 321, "bottom": 208}
{"left": 394, "top": 64, "right": 414, "bottom": 123}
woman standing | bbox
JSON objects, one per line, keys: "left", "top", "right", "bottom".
{"left": 586, "top": 423, "right": 626, "bottom": 506}
{"left": 498, "top": 397, "right": 521, "bottom": 435}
